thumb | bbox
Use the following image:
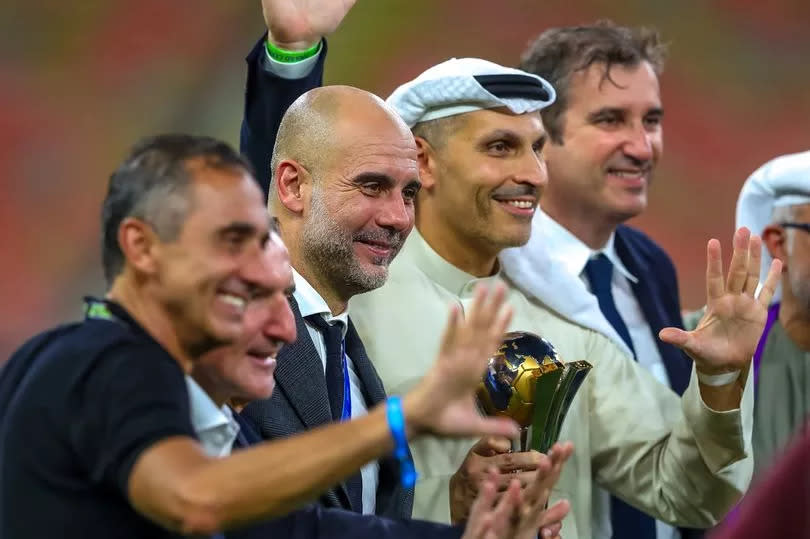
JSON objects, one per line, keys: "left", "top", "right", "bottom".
{"left": 659, "top": 327, "right": 691, "bottom": 348}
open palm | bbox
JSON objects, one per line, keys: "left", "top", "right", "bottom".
{"left": 261, "top": 0, "right": 357, "bottom": 49}
{"left": 660, "top": 227, "right": 781, "bottom": 373}
{"left": 408, "top": 284, "right": 519, "bottom": 440}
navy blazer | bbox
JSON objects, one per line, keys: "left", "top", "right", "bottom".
{"left": 228, "top": 414, "right": 462, "bottom": 539}
{"left": 240, "top": 35, "right": 326, "bottom": 199}
{"left": 614, "top": 225, "right": 693, "bottom": 396}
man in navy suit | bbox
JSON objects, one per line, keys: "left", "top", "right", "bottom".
{"left": 500, "top": 23, "right": 699, "bottom": 539}
{"left": 186, "top": 229, "right": 572, "bottom": 539}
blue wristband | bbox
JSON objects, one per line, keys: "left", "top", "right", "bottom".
{"left": 386, "top": 396, "right": 417, "bottom": 488}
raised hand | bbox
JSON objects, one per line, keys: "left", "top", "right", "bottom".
{"left": 260, "top": 0, "right": 358, "bottom": 50}
{"left": 513, "top": 442, "right": 573, "bottom": 539}
{"left": 659, "top": 227, "right": 781, "bottom": 374}
{"left": 461, "top": 442, "right": 574, "bottom": 539}
{"left": 405, "top": 284, "right": 518, "bottom": 441}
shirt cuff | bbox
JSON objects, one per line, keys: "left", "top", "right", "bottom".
{"left": 682, "top": 364, "right": 754, "bottom": 485}
{"left": 262, "top": 40, "right": 322, "bottom": 80}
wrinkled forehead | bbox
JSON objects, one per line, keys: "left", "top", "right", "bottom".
{"left": 323, "top": 123, "right": 419, "bottom": 184}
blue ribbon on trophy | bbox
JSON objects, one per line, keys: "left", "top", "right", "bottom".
{"left": 477, "top": 331, "right": 592, "bottom": 452}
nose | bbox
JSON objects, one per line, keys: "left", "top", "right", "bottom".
{"left": 623, "top": 124, "right": 655, "bottom": 163}
{"left": 263, "top": 294, "right": 297, "bottom": 346}
{"left": 516, "top": 152, "right": 548, "bottom": 190}
{"left": 376, "top": 192, "right": 413, "bottom": 232}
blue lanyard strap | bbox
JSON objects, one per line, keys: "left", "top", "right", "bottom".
{"left": 340, "top": 340, "right": 351, "bottom": 421}
{"left": 386, "top": 396, "right": 417, "bottom": 488}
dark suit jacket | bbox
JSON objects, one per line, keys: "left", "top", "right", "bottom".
{"left": 228, "top": 414, "right": 461, "bottom": 539}
{"left": 239, "top": 298, "right": 412, "bottom": 519}
{"left": 240, "top": 35, "right": 326, "bottom": 199}
{"left": 614, "top": 225, "right": 693, "bottom": 396}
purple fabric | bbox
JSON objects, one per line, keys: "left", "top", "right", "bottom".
{"left": 720, "top": 301, "right": 780, "bottom": 527}
{"left": 753, "top": 302, "right": 780, "bottom": 387}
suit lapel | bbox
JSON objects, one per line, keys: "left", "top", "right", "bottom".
{"left": 345, "top": 318, "right": 387, "bottom": 406}
{"left": 614, "top": 229, "right": 691, "bottom": 395}
{"left": 273, "top": 298, "right": 335, "bottom": 429}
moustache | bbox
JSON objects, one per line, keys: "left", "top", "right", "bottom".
{"left": 491, "top": 184, "right": 538, "bottom": 199}
{"left": 353, "top": 229, "right": 403, "bottom": 248}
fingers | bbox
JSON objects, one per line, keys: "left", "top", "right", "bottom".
{"left": 468, "top": 283, "right": 513, "bottom": 338}
{"left": 489, "top": 450, "right": 545, "bottom": 474}
{"left": 471, "top": 436, "right": 513, "bottom": 456}
{"left": 725, "top": 227, "right": 751, "bottom": 294}
{"left": 705, "top": 238, "right": 724, "bottom": 301}
{"left": 758, "top": 258, "right": 783, "bottom": 307}
{"left": 539, "top": 520, "right": 563, "bottom": 539}
{"left": 658, "top": 327, "right": 690, "bottom": 348}
{"left": 438, "top": 303, "right": 462, "bottom": 356}
{"left": 524, "top": 442, "right": 572, "bottom": 507}
{"left": 538, "top": 500, "right": 571, "bottom": 534}
{"left": 463, "top": 472, "right": 499, "bottom": 539}
{"left": 490, "top": 480, "right": 522, "bottom": 535}
{"left": 743, "top": 234, "right": 763, "bottom": 295}
{"left": 473, "top": 417, "right": 521, "bottom": 444}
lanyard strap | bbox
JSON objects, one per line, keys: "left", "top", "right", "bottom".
{"left": 340, "top": 340, "right": 351, "bottom": 421}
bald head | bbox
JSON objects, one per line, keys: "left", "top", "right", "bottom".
{"left": 270, "top": 86, "right": 413, "bottom": 206}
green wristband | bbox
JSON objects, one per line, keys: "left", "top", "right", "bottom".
{"left": 265, "top": 39, "right": 321, "bottom": 63}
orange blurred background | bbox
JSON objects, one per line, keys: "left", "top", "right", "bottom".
{"left": 2, "top": 0, "right": 809, "bottom": 360}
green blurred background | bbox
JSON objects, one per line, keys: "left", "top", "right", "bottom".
{"left": 2, "top": 0, "right": 809, "bottom": 360}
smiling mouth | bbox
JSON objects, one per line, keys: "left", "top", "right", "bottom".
{"left": 492, "top": 196, "right": 537, "bottom": 215}
{"left": 217, "top": 292, "right": 247, "bottom": 312}
{"left": 247, "top": 352, "right": 277, "bottom": 368}
{"left": 606, "top": 168, "right": 648, "bottom": 180}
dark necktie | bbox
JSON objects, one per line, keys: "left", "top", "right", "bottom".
{"left": 305, "top": 314, "right": 346, "bottom": 421}
{"left": 584, "top": 253, "right": 655, "bottom": 539}
{"left": 304, "top": 313, "right": 364, "bottom": 513}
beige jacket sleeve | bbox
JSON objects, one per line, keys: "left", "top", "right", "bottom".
{"left": 588, "top": 333, "right": 754, "bottom": 527}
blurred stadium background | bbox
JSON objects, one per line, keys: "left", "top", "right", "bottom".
{"left": 2, "top": 0, "right": 809, "bottom": 360}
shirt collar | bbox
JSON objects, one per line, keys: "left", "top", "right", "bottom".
{"left": 185, "top": 376, "right": 233, "bottom": 433}
{"left": 292, "top": 268, "right": 349, "bottom": 338}
{"left": 405, "top": 228, "right": 502, "bottom": 297}
{"left": 539, "top": 210, "right": 638, "bottom": 284}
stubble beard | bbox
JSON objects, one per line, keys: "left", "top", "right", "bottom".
{"left": 301, "top": 190, "right": 391, "bottom": 297}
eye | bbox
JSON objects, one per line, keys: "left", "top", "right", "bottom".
{"left": 487, "top": 141, "right": 510, "bottom": 155}
{"left": 596, "top": 115, "right": 621, "bottom": 127}
{"left": 643, "top": 114, "right": 662, "bottom": 129}
{"left": 360, "top": 182, "right": 383, "bottom": 196}
{"left": 402, "top": 184, "right": 421, "bottom": 202}
{"left": 223, "top": 232, "right": 246, "bottom": 250}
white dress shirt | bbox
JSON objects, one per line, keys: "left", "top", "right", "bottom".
{"left": 186, "top": 377, "right": 240, "bottom": 457}
{"left": 293, "top": 269, "right": 379, "bottom": 515}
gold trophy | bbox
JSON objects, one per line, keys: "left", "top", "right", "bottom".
{"left": 476, "top": 331, "right": 592, "bottom": 452}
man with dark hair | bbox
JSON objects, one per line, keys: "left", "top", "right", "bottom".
{"left": 496, "top": 21, "right": 698, "bottom": 538}
{"left": 0, "top": 133, "right": 542, "bottom": 538}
